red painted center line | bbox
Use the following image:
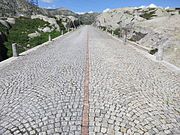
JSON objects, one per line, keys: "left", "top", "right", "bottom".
{"left": 81, "top": 31, "right": 90, "bottom": 135}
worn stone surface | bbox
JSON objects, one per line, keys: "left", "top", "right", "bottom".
{"left": 88, "top": 27, "right": 180, "bottom": 135}
{"left": 0, "top": 27, "right": 87, "bottom": 135}
{"left": 94, "top": 7, "right": 180, "bottom": 67}
{"left": 0, "top": 26, "right": 180, "bottom": 135}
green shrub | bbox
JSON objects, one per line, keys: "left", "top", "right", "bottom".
{"left": 57, "top": 20, "right": 66, "bottom": 31}
{"left": 0, "top": 23, "right": 8, "bottom": 34}
{"left": 114, "top": 28, "right": 121, "bottom": 37}
{"left": 99, "top": 26, "right": 106, "bottom": 31}
{"left": 149, "top": 48, "right": 158, "bottom": 55}
{"left": 107, "top": 29, "right": 112, "bottom": 33}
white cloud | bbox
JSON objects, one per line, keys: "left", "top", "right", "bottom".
{"left": 138, "top": 5, "right": 146, "bottom": 8}
{"left": 75, "top": 11, "right": 94, "bottom": 15}
{"left": 88, "top": 11, "right": 94, "bottom": 13}
{"left": 148, "top": 4, "right": 157, "bottom": 8}
{"left": 45, "top": 4, "right": 56, "bottom": 9}
{"left": 103, "top": 8, "right": 110, "bottom": 13}
{"left": 76, "top": 12, "right": 85, "bottom": 15}
{"left": 41, "top": 0, "right": 54, "bottom": 3}
{"left": 138, "top": 4, "right": 159, "bottom": 9}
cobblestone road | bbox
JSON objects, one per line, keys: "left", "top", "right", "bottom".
{"left": 0, "top": 26, "right": 180, "bottom": 135}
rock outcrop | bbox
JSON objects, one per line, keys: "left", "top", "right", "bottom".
{"left": 31, "top": 15, "right": 60, "bottom": 31}
{"left": 0, "top": 0, "right": 50, "bottom": 17}
{"left": 95, "top": 7, "right": 180, "bottom": 67}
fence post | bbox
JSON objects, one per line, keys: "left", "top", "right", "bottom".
{"left": 12, "top": 43, "right": 18, "bottom": 57}
{"left": 124, "top": 36, "right": 126, "bottom": 45}
{"left": 49, "top": 34, "right": 52, "bottom": 41}
{"left": 156, "top": 45, "right": 163, "bottom": 61}
{"left": 112, "top": 31, "right": 114, "bottom": 36}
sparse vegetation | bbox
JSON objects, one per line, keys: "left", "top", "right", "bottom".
{"left": 99, "top": 26, "right": 106, "bottom": 31}
{"left": 0, "top": 23, "right": 8, "bottom": 34}
{"left": 1, "top": 17, "right": 64, "bottom": 59}
{"left": 149, "top": 48, "right": 158, "bottom": 55}
{"left": 129, "top": 32, "right": 147, "bottom": 42}
{"left": 114, "top": 28, "right": 121, "bottom": 37}
{"left": 79, "top": 13, "right": 99, "bottom": 25}
{"left": 166, "top": 9, "right": 175, "bottom": 12}
{"left": 140, "top": 10, "right": 157, "bottom": 20}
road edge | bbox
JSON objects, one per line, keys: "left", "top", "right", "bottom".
{"left": 97, "top": 28, "right": 180, "bottom": 74}
{"left": 0, "top": 30, "right": 75, "bottom": 68}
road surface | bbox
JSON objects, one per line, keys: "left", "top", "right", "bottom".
{"left": 0, "top": 26, "right": 179, "bottom": 135}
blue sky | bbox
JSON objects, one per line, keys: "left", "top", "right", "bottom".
{"left": 39, "top": 0, "right": 180, "bottom": 13}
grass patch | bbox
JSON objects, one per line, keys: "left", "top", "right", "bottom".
{"left": 0, "top": 23, "right": 9, "bottom": 34}
{"left": 4, "top": 17, "right": 63, "bottom": 57}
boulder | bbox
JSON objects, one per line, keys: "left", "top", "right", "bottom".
{"left": 31, "top": 15, "right": 60, "bottom": 31}
{"left": 28, "top": 31, "right": 41, "bottom": 38}
{"left": 6, "top": 18, "right": 15, "bottom": 24}
{"left": 42, "top": 27, "right": 52, "bottom": 33}
{"left": 0, "top": 20, "right": 11, "bottom": 29}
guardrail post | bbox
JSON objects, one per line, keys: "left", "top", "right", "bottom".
{"left": 156, "top": 45, "right": 163, "bottom": 61}
{"left": 123, "top": 35, "right": 127, "bottom": 45}
{"left": 49, "top": 34, "right": 52, "bottom": 41}
{"left": 112, "top": 31, "right": 114, "bottom": 36}
{"left": 12, "top": 43, "right": 18, "bottom": 57}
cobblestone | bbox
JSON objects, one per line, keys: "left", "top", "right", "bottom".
{"left": 88, "top": 27, "right": 180, "bottom": 134}
{"left": 0, "top": 27, "right": 87, "bottom": 134}
{"left": 0, "top": 26, "right": 180, "bottom": 135}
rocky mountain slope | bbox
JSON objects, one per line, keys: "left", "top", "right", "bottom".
{"left": 79, "top": 13, "right": 99, "bottom": 25}
{"left": 0, "top": 0, "right": 98, "bottom": 25}
{"left": 0, "top": 0, "right": 49, "bottom": 17}
{"left": 94, "top": 7, "right": 180, "bottom": 67}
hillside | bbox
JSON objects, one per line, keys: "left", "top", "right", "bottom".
{"left": 79, "top": 13, "right": 99, "bottom": 25}
{"left": 48, "top": 8, "right": 78, "bottom": 17}
{"left": 0, "top": 0, "right": 98, "bottom": 25}
{"left": 95, "top": 7, "right": 180, "bottom": 67}
{"left": 0, "top": 0, "right": 50, "bottom": 17}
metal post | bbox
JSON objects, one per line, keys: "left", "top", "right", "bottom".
{"left": 12, "top": 43, "right": 18, "bottom": 57}
{"left": 156, "top": 45, "right": 163, "bottom": 61}
{"left": 49, "top": 34, "right": 52, "bottom": 41}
